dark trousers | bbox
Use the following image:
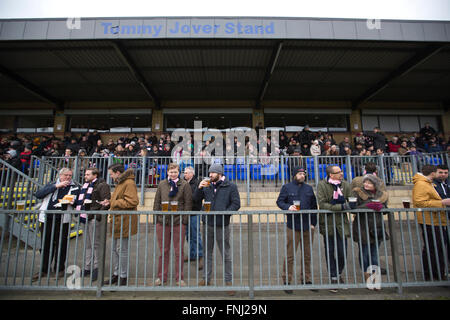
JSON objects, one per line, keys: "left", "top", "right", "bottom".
{"left": 39, "top": 216, "right": 70, "bottom": 273}
{"left": 323, "top": 231, "right": 348, "bottom": 279}
{"left": 420, "top": 224, "right": 449, "bottom": 280}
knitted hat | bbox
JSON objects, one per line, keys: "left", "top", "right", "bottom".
{"left": 292, "top": 166, "right": 306, "bottom": 177}
{"left": 208, "top": 164, "right": 224, "bottom": 175}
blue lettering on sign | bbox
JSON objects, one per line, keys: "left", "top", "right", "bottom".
{"left": 102, "top": 21, "right": 275, "bottom": 37}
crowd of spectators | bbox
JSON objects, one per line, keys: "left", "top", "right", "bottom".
{"left": 1, "top": 124, "right": 449, "bottom": 173}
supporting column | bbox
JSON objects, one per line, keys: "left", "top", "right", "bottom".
{"left": 53, "top": 112, "right": 67, "bottom": 138}
{"left": 252, "top": 109, "right": 264, "bottom": 129}
{"left": 152, "top": 109, "right": 163, "bottom": 133}
{"left": 349, "top": 109, "right": 362, "bottom": 142}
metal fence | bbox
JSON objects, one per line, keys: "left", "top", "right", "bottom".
{"left": 1, "top": 208, "right": 449, "bottom": 297}
{"left": 29, "top": 153, "right": 449, "bottom": 192}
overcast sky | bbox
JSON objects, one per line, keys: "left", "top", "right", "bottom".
{"left": 0, "top": 0, "right": 449, "bottom": 20}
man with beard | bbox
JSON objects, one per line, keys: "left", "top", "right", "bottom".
{"left": 75, "top": 167, "right": 111, "bottom": 282}
{"left": 276, "top": 166, "right": 318, "bottom": 294}
{"left": 194, "top": 164, "right": 240, "bottom": 296}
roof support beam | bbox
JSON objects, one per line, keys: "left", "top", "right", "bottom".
{"left": 111, "top": 41, "right": 161, "bottom": 109}
{"left": 352, "top": 44, "right": 446, "bottom": 109}
{"left": 0, "top": 64, "right": 64, "bottom": 110}
{"left": 256, "top": 41, "right": 283, "bottom": 108}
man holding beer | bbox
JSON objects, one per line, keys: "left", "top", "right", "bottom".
{"left": 276, "top": 166, "right": 318, "bottom": 294}
{"left": 153, "top": 163, "right": 192, "bottom": 287}
{"left": 193, "top": 164, "right": 240, "bottom": 296}
{"left": 32, "top": 168, "right": 80, "bottom": 282}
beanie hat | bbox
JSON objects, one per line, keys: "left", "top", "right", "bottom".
{"left": 292, "top": 166, "right": 306, "bottom": 177}
{"left": 208, "top": 164, "right": 224, "bottom": 175}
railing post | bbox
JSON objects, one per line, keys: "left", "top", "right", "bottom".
{"left": 313, "top": 156, "right": 319, "bottom": 188}
{"left": 411, "top": 155, "right": 419, "bottom": 176}
{"left": 377, "top": 155, "right": 386, "bottom": 186}
{"left": 38, "top": 156, "right": 46, "bottom": 186}
{"left": 247, "top": 213, "right": 254, "bottom": 299}
{"left": 140, "top": 156, "right": 146, "bottom": 206}
{"left": 73, "top": 156, "right": 79, "bottom": 184}
{"left": 96, "top": 213, "right": 108, "bottom": 298}
{"left": 387, "top": 210, "right": 403, "bottom": 295}
{"left": 445, "top": 153, "right": 450, "bottom": 167}
{"left": 345, "top": 155, "right": 352, "bottom": 183}
{"left": 281, "top": 155, "right": 285, "bottom": 186}
{"left": 246, "top": 157, "right": 250, "bottom": 206}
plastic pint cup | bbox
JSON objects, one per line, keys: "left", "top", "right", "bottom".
{"left": 204, "top": 201, "right": 211, "bottom": 212}
{"left": 170, "top": 201, "right": 178, "bottom": 211}
{"left": 293, "top": 200, "right": 301, "bottom": 210}
{"left": 203, "top": 178, "right": 211, "bottom": 187}
{"left": 402, "top": 199, "right": 410, "bottom": 209}
{"left": 16, "top": 200, "right": 25, "bottom": 211}
{"left": 349, "top": 197, "right": 357, "bottom": 209}
{"left": 162, "top": 201, "right": 169, "bottom": 212}
{"left": 84, "top": 199, "right": 92, "bottom": 211}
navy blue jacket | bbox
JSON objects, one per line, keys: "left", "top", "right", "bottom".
{"left": 193, "top": 179, "right": 241, "bottom": 227}
{"left": 433, "top": 178, "right": 449, "bottom": 200}
{"left": 276, "top": 181, "right": 318, "bottom": 231}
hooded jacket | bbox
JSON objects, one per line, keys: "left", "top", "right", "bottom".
{"left": 351, "top": 177, "right": 389, "bottom": 244}
{"left": 412, "top": 173, "right": 447, "bottom": 226}
{"left": 109, "top": 169, "right": 139, "bottom": 239}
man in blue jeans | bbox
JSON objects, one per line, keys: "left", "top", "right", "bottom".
{"left": 183, "top": 166, "right": 204, "bottom": 270}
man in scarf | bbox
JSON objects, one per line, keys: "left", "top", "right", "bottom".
{"left": 317, "top": 165, "right": 352, "bottom": 293}
{"left": 32, "top": 168, "right": 80, "bottom": 282}
{"left": 75, "top": 167, "right": 111, "bottom": 282}
{"left": 153, "top": 163, "right": 192, "bottom": 287}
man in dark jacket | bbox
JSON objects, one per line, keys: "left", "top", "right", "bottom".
{"left": 365, "top": 127, "right": 387, "bottom": 152}
{"left": 183, "top": 166, "right": 204, "bottom": 270}
{"left": 75, "top": 167, "right": 111, "bottom": 281}
{"left": 193, "top": 164, "right": 241, "bottom": 295}
{"left": 434, "top": 164, "right": 450, "bottom": 264}
{"left": 276, "top": 166, "right": 317, "bottom": 293}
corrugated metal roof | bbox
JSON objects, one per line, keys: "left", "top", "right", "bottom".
{"left": 0, "top": 38, "right": 449, "bottom": 104}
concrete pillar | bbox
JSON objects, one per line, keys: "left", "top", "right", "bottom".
{"left": 252, "top": 109, "right": 264, "bottom": 128}
{"left": 152, "top": 109, "right": 163, "bottom": 133}
{"left": 349, "top": 109, "right": 362, "bottom": 141}
{"left": 53, "top": 112, "right": 66, "bottom": 138}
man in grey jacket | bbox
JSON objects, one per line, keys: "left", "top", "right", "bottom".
{"left": 193, "top": 164, "right": 241, "bottom": 296}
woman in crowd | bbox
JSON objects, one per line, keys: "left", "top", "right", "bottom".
{"left": 351, "top": 174, "right": 389, "bottom": 290}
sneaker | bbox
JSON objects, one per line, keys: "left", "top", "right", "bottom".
{"left": 284, "top": 289, "right": 293, "bottom": 294}
{"left": 226, "top": 281, "right": 235, "bottom": 296}
{"left": 31, "top": 272, "right": 46, "bottom": 282}
{"left": 176, "top": 280, "right": 186, "bottom": 287}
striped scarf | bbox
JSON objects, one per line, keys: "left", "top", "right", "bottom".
{"left": 76, "top": 178, "right": 97, "bottom": 218}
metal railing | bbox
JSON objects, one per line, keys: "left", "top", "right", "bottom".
{"left": 29, "top": 153, "right": 449, "bottom": 193}
{"left": 1, "top": 208, "right": 448, "bottom": 297}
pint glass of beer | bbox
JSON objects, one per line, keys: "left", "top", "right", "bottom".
{"left": 203, "top": 178, "right": 211, "bottom": 187}
{"left": 204, "top": 201, "right": 211, "bottom": 212}
{"left": 84, "top": 199, "right": 92, "bottom": 211}
{"left": 402, "top": 199, "right": 410, "bottom": 209}
{"left": 16, "top": 200, "right": 25, "bottom": 211}
{"left": 170, "top": 201, "right": 178, "bottom": 211}
{"left": 162, "top": 201, "right": 169, "bottom": 212}
{"left": 348, "top": 197, "right": 357, "bottom": 209}
{"left": 293, "top": 200, "right": 301, "bottom": 211}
